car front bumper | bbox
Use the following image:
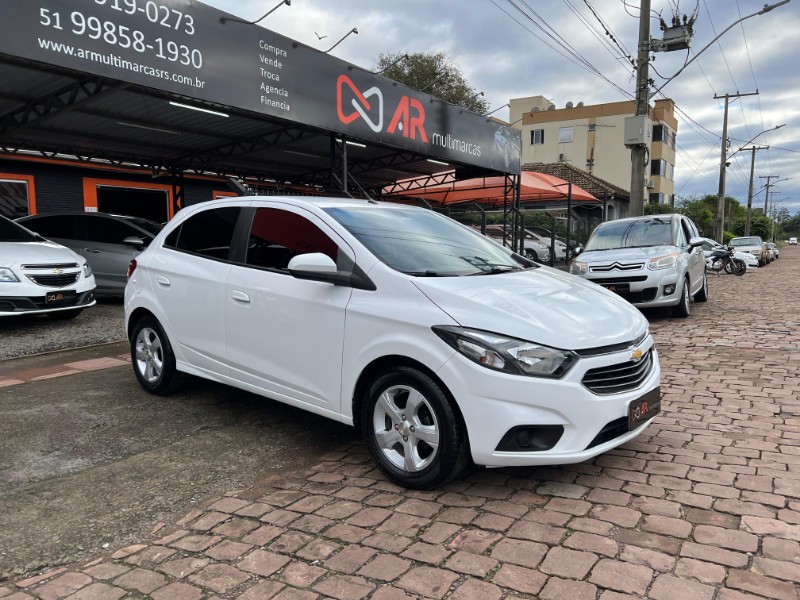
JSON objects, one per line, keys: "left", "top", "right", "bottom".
{"left": 0, "top": 277, "right": 96, "bottom": 316}
{"left": 582, "top": 270, "right": 685, "bottom": 309}
{"left": 437, "top": 335, "right": 661, "bottom": 467}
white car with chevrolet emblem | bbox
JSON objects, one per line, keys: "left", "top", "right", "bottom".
{"left": 0, "top": 215, "right": 96, "bottom": 319}
{"left": 570, "top": 214, "right": 707, "bottom": 318}
{"left": 125, "top": 197, "right": 661, "bottom": 488}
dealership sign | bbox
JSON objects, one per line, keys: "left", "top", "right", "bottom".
{"left": 0, "top": 0, "right": 520, "bottom": 173}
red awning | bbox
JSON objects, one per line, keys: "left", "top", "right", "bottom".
{"left": 387, "top": 170, "right": 598, "bottom": 206}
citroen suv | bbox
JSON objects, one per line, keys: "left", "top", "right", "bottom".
{"left": 570, "top": 214, "right": 707, "bottom": 318}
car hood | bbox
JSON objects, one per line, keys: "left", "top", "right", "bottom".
{"left": 413, "top": 267, "right": 648, "bottom": 351}
{"left": 0, "top": 240, "right": 84, "bottom": 267}
{"left": 578, "top": 245, "right": 677, "bottom": 264}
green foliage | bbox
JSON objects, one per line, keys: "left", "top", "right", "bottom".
{"left": 733, "top": 213, "right": 773, "bottom": 240}
{"left": 373, "top": 52, "right": 490, "bottom": 114}
{"left": 644, "top": 202, "right": 676, "bottom": 215}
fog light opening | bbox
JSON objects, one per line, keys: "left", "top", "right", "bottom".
{"left": 663, "top": 284, "right": 676, "bottom": 296}
{"left": 496, "top": 425, "right": 564, "bottom": 452}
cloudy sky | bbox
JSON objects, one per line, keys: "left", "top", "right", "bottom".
{"left": 205, "top": 0, "right": 800, "bottom": 215}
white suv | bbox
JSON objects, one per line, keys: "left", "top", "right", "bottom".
{"left": 125, "top": 197, "right": 660, "bottom": 488}
{"left": 0, "top": 215, "right": 96, "bottom": 319}
{"left": 570, "top": 214, "right": 707, "bottom": 318}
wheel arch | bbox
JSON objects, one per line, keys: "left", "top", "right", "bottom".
{"left": 127, "top": 307, "right": 156, "bottom": 341}
{"left": 350, "top": 355, "right": 467, "bottom": 439}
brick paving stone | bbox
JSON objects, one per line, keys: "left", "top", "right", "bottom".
{"left": 649, "top": 574, "right": 715, "bottom": 600}
{"left": 641, "top": 514, "right": 693, "bottom": 538}
{"left": 63, "top": 582, "right": 126, "bottom": 599}
{"left": 324, "top": 545, "right": 377, "bottom": 574}
{"left": 693, "top": 525, "right": 759, "bottom": 552}
{"left": 568, "top": 517, "right": 615, "bottom": 535}
{"left": 591, "top": 505, "right": 642, "bottom": 527}
{"left": 208, "top": 497, "right": 251, "bottom": 514}
{"left": 371, "top": 586, "right": 414, "bottom": 600}
{"left": 35, "top": 573, "right": 92, "bottom": 600}
{"left": 491, "top": 564, "right": 547, "bottom": 595}
{"left": 448, "top": 578, "right": 503, "bottom": 600}
{"left": 438, "top": 507, "right": 478, "bottom": 525}
{"left": 675, "top": 558, "right": 727, "bottom": 584}
{"left": 587, "top": 488, "right": 632, "bottom": 506}
{"left": 279, "top": 561, "right": 326, "bottom": 587}
{"left": 170, "top": 534, "right": 222, "bottom": 552}
{"left": 490, "top": 538, "right": 547, "bottom": 568}
{"left": 446, "top": 528, "right": 500, "bottom": 554}
{"left": 539, "top": 547, "right": 599, "bottom": 578}
{"left": 205, "top": 540, "right": 253, "bottom": 561}
{"left": 295, "top": 538, "right": 341, "bottom": 561}
{"left": 395, "top": 499, "right": 442, "bottom": 518}
{"left": 260, "top": 509, "right": 301, "bottom": 527}
{"left": 82, "top": 563, "right": 130, "bottom": 580}
{"left": 507, "top": 519, "right": 565, "bottom": 544}
{"left": 400, "top": 542, "right": 451, "bottom": 565}
{"left": 292, "top": 514, "right": 335, "bottom": 534}
{"left": 539, "top": 577, "right": 598, "bottom": 600}
{"left": 157, "top": 557, "right": 210, "bottom": 579}
{"left": 753, "top": 557, "right": 800, "bottom": 583}
{"left": 762, "top": 537, "right": 800, "bottom": 562}
{"left": 564, "top": 531, "right": 619, "bottom": 557}
{"left": 537, "top": 482, "right": 590, "bottom": 498}
{"left": 471, "top": 512, "right": 514, "bottom": 532}
{"left": 314, "top": 500, "right": 362, "bottom": 520}
{"left": 237, "top": 550, "right": 290, "bottom": 577}
{"left": 150, "top": 582, "right": 203, "bottom": 600}
{"left": 482, "top": 500, "right": 528, "bottom": 518}
{"left": 357, "top": 554, "right": 412, "bottom": 581}
{"left": 725, "top": 570, "right": 799, "bottom": 600}
{"left": 396, "top": 566, "right": 460, "bottom": 599}
{"left": 444, "top": 551, "right": 498, "bottom": 577}
{"left": 619, "top": 545, "right": 675, "bottom": 572}
{"left": 113, "top": 568, "right": 167, "bottom": 594}
{"left": 190, "top": 511, "right": 230, "bottom": 531}
{"left": 524, "top": 508, "right": 572, "bottom": 526}
{"left": 740, "top": 516, "right": 800, "bottom": 541}
{"left": 684, "top": 508, "right": 741, "bottom": 528}
{"left": 269, "top": 531, "right": 315, "bottom": 554}
{"left": 347, "top": 507, "right": 393, "bottom": 528}
{"left": 237, "top": 580, "right": 285, "bottom": 599}
{"left": 613, "top": 529, "right": 682, "bottom": 554}
{"left": 420, "top": 522, "right": 462, "bottom": 545}
{"left": 188, "top": 563, "right": 250, "bottom": 594}
{"left": 362, "top": 532, "right": 414, "bottom": 553}
{"left": 123, "top": 545, "right": 176, "bottom": 567}
{"left": 588, "top": 559, "right": 653, "bottom": 595}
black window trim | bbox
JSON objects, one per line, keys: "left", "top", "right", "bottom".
{"left": 162, "top": 205, "right": 246, "bottom": 265}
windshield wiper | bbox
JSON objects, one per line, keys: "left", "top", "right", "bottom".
{"left": 405, "top": 270, "right": 452, "bottom": 277}
{"left": 459, "top": 255, "right": 522, "bottom": 274}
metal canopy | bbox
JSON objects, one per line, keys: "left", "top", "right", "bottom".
{"left": 0, "top": 55, "right": 503, "bottom": 196}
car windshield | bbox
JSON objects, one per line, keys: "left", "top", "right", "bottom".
{"left": 120, "top": 216, "right": 163, "bottom": 237}
{"left": 325, "top": 205, "right": 529, "bottom": 276}
{"left": 584, "top": 218, "right": 673, "bottom": 251}
{"left": 0, "top": 216, "right": 39, "bottom": 242}
{"left": 730, "top": 237, "right": 761, "bottom": 247}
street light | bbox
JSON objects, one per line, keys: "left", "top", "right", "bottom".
{"left": 220, "top": 0, "right": 290, "bottom": 25}
{"left": 325, "top": 27, "right": 358, "bottom": 53}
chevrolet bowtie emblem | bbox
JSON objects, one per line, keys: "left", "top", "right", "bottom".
{"left": 51, "top": 268, "right": 64, "bottom": 275}
{"left": 631, "top": 348, "right": 644, "bottom": 361}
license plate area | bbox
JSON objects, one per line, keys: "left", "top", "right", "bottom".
{"left": 628, "top": 387, "right": 661, "bottom": 431}
{"left": 603, "top": 283, "right": 630, "bottom": 294}
{"left": 45, "top": 290, "right": 76, "bottom": 307}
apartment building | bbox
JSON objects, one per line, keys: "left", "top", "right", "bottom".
{"left": 509, "top": 95, "right": 678, "bottom": 206}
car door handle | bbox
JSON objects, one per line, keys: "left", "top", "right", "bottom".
{"left": 231, "top": 290, "right": 250, "bottom": 303}
{"left": 156, "top": 275, "right": 171, "bottom": 287}
{"left": 83, "top": 248, "right": 101, "bottom": 253}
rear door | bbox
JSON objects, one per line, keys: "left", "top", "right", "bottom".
{"left": 82, "top": 215, "right": 146, "bottom": 294}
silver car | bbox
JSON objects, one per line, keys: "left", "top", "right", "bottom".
{"left": 17, "top": 212, "right": 162, "bottom": 296}
{"left": 570, "top": 214, "right": 707, "bottom": 318}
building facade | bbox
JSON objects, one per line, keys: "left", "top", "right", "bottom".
{"left": 509, "top": 95, "right": 678, "bottom": 206}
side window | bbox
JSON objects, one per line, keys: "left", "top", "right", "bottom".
{"left": 245, "top": 208, "right": 339, "bottom": 271}
{"left": 23, "top": 215, "right": 76, "bottom": 238}
{"left": 168, "top": 207, "right": 241, "bottom": 260}
{"left": 86, "top": 217, "right": 138, "bottom": 244}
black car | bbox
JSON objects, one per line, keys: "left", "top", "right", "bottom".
{"left": 17, "top": 212, "right": 162, "bottom": 296}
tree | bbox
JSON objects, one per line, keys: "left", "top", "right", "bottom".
{"left": 373, "top": 52, "right": 490, "bottom": 114}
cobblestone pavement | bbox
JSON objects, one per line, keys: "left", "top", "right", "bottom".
{"left": 3, "top": 248, "right": 799, "bottom": 600}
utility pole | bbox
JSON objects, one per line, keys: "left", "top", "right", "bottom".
{"left": 714, "top": 91, "right": 758, "bottom": 243}
{"left": 743, "top": 145, "right": 769, "bottom": 236}
{"left": 629, "top": 0, "right": 652, "bottom": 217}
{"left": 760, "top": 175, "right": 779, "bottom": 214}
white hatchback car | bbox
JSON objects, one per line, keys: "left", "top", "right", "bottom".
{"left": 125, "top": 198, "right": 661, "bottom": 488}
{"left": 1, "top": 215, "right": 96, "bottom": 319}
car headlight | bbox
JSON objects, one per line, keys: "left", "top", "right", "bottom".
{"left": 83, "top": 262, "right": 93, "bottom": 277}
{"left": 570, "top": 261, "right": 588, "bottom": 275}
{"left": 648, "top": 253, "right": 678, "bottom": 270}
{"left": 433, "top": 326, "right": 577, "bottom": 378}
{"left": 0, "top": 267, "right": 20, "bottom": 282}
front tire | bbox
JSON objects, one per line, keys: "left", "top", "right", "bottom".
{"left": 362, "top": 366, "right": 469, "bottom": 489}
{"left": 524, "top": 248, "right": 539, "bottom": 262}
{"left": 130, "top": 315, "right": 182, "bottom": 395}
{"left": 671, "top": 277, "right": 691, "bottom": 318}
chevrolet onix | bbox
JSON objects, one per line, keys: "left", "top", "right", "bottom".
{"left": 1, "top": 215, "right": 96, "bottom": 319}
{"left": 125, "top": 198, "right": 661, "bottom": 488}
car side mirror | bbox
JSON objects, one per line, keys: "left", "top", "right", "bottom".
{"left": 123, "top": 236, "right": 145, "bottom": 249}
{"left": 288, "top": 252, "right": 338, "bottom": 275}
{"left": 688, "top": 237, "right": 704, "bottom": 249}
{"left": 287, "top": 252, "right": 376, "bottom": 291}
{"left": 572, "top": 245, "right": 583, "bottom": 256}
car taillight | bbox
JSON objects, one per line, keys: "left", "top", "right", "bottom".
{"left": 127, "top": 258, "right": 137, "bottom": 279}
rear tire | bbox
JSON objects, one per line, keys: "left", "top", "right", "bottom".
{"left": 362, "top": 366, "right": 469, "bottom": 489}
{"left": 732, "top": 258, "right": 746, "bottom": 276}
{"left": 671, "top": 277, "right": 691, "bottom": 318}
{"left": 130, "top": 315, "right": 183, "bottom": 395}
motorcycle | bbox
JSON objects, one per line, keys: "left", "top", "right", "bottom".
{"left": 706, "top": 245, "right": 746, "bottom": 276}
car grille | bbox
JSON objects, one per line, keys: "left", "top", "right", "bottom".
{"left": 26, "top": 273, "right": 80, "bottom": 287}
{"left": 616, "top": 288, "right": 658, "bottom": 303}
{"left": 589, "top": 262, "right": 645, "bottom": 272}
{"left": 21, "top": 262, "right": 79, "bottom": 269}
{"left": 588, "top": 276, "right": 648, "bottom": 284}
{"left": 582, "top": 349, "right": 654, "bottom": 395}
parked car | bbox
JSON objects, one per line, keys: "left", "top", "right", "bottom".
{"left": 766, "top": 242, "right": 779, "bottom": 260}
{"left": 699, "top": 237, "right": 758, "bottom": 269}
{"left": 17, "top": 212, "right": 162, "bottom": 296}
{"left": 125, "top": 197, "right": 661, "bottom": 488}
{"left": 729, "top": 235, "right": 769, "bottom": 267}
{"left": 0, "top": 215, "right": 96, "bottom": 319}
{"left": 570, "top": 214, "right": 707, "bottom": 318}
{"left": 481, "top": 224, "right": 552, "bottom": 263}
{"left": 789, "top": 237, "right": 797, "bottom": 245}
{"left": 484, "top": 224, "right": 568, "bottom": 261}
